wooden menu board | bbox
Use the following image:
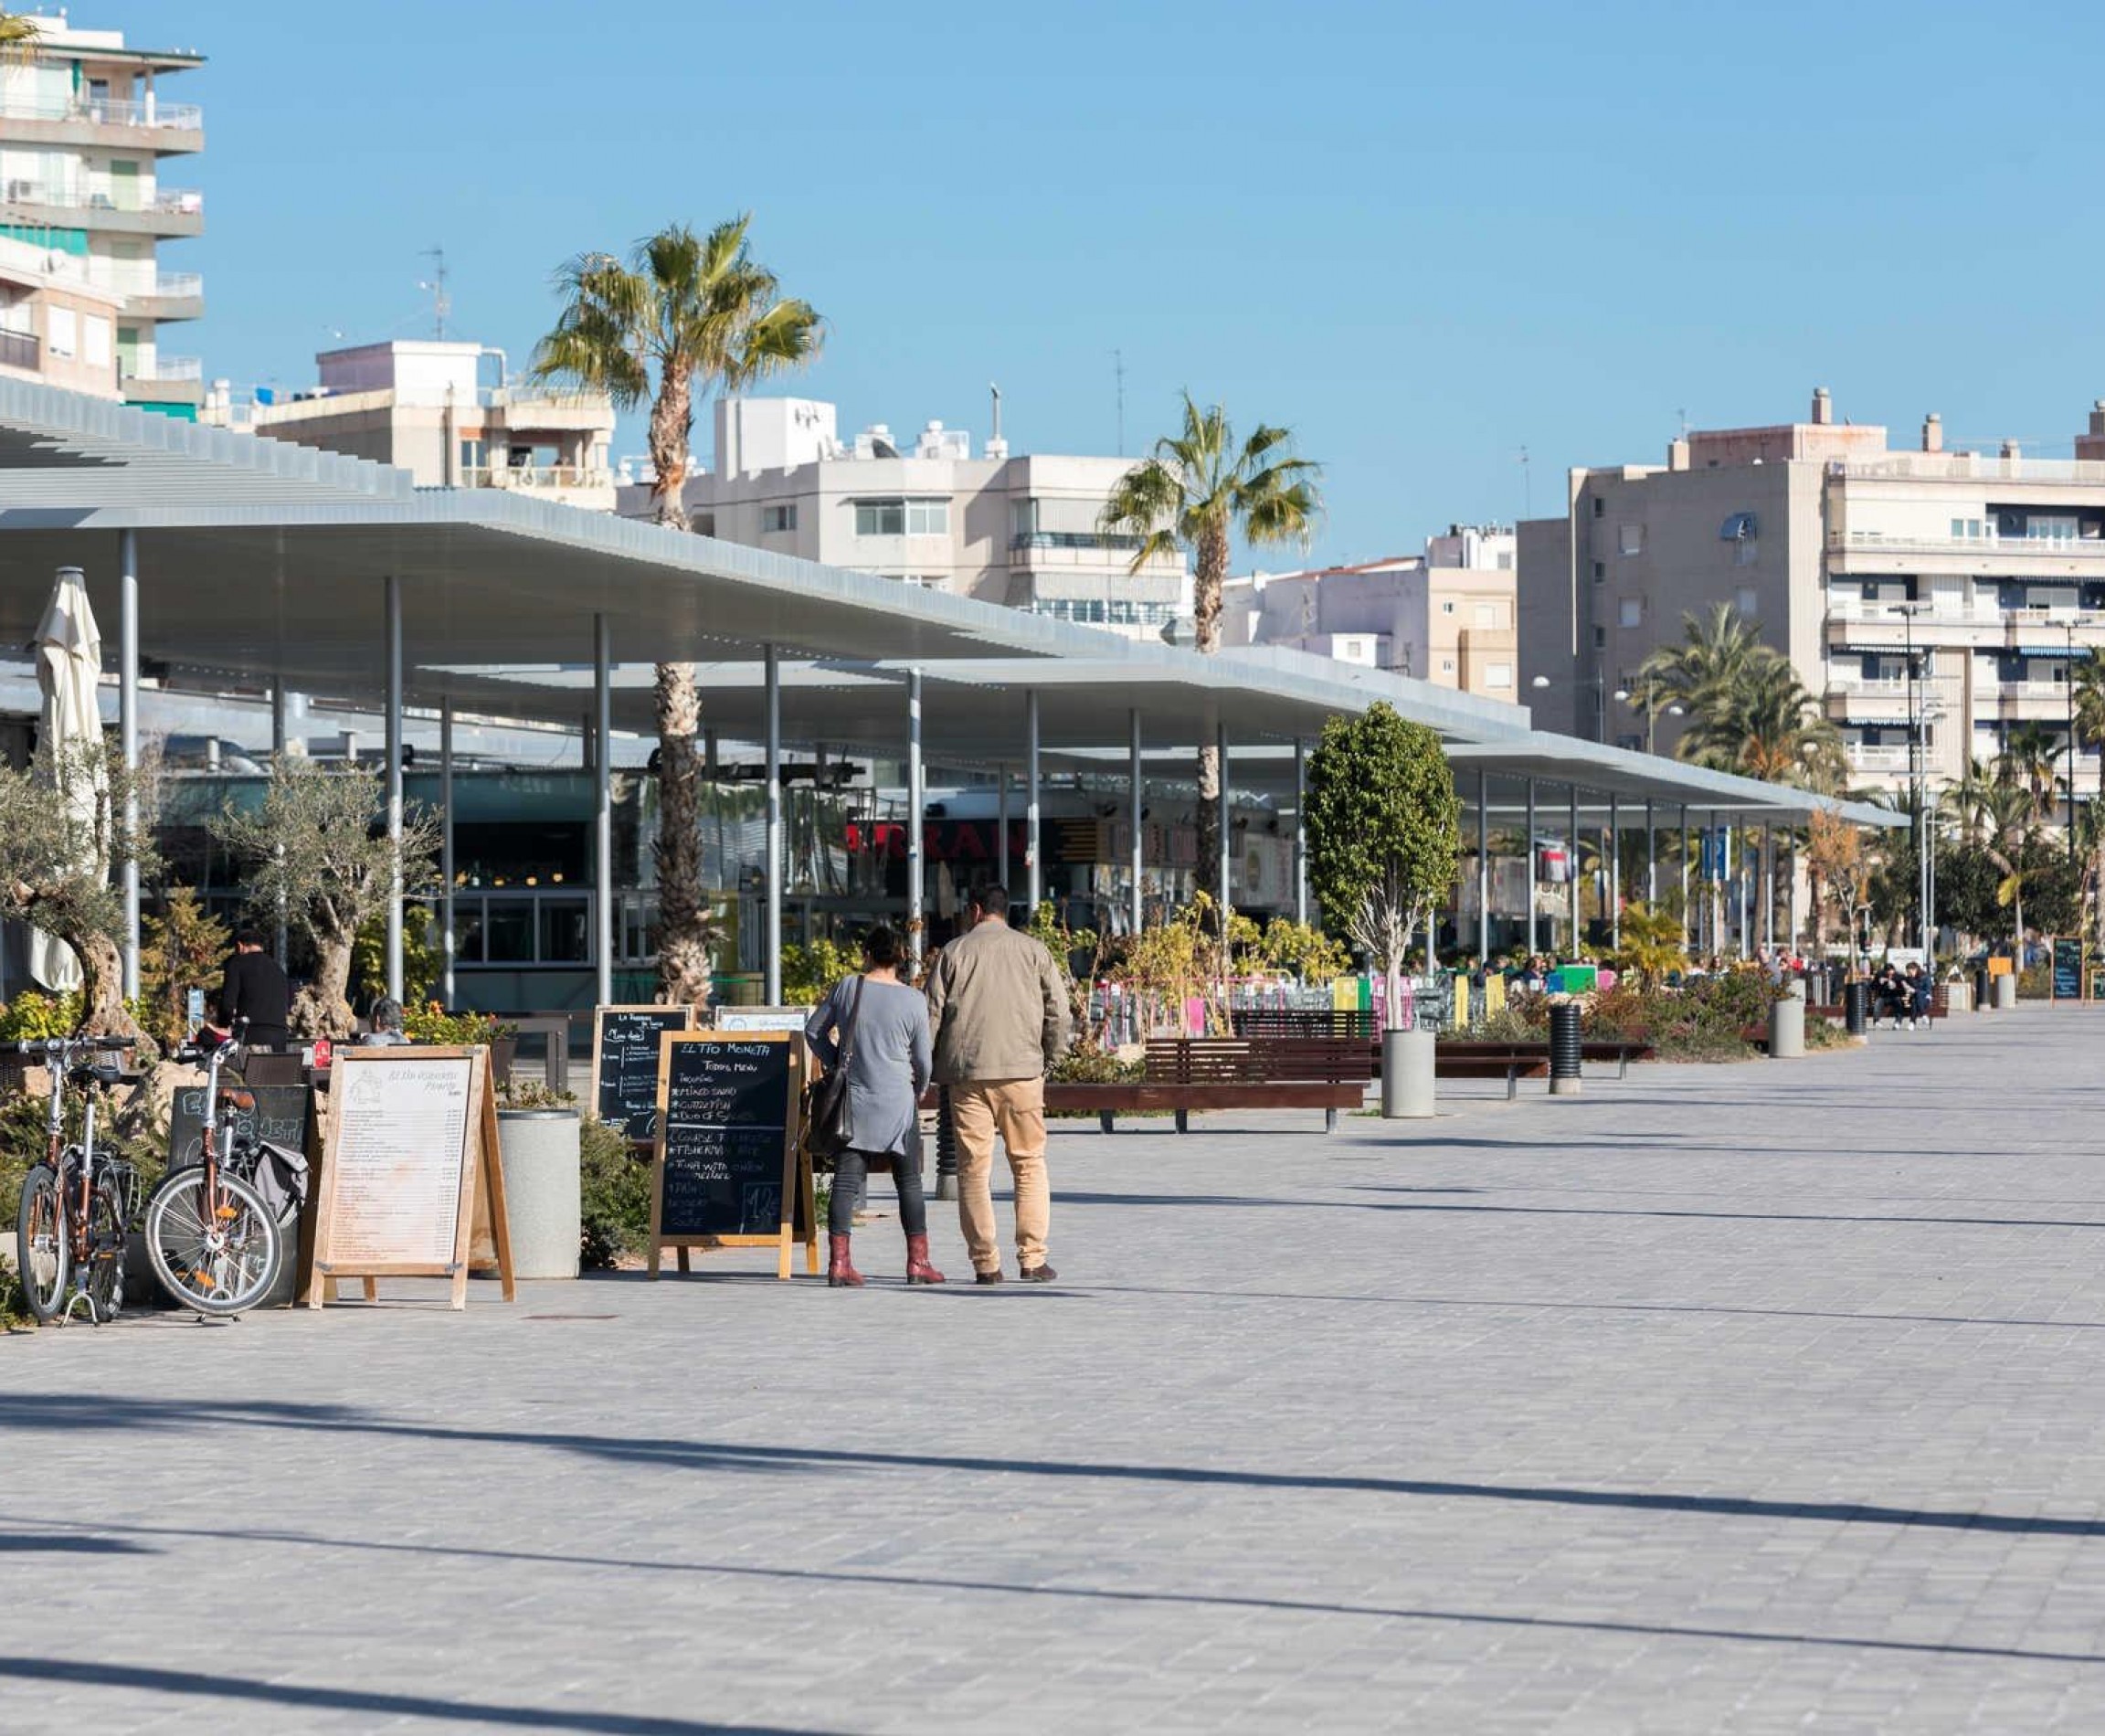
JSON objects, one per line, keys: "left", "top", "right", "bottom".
{"left": 307, "top": 1045, "right": 513, "bottom": 1311}
{"left": 591, "top": 1004, "right": 697, "bottom": 1143}
{"left": 650, "top": 1030, "right": 815, "bottom": 1280}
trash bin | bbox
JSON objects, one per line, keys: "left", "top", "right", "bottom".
{"left": 1994, "top": 971, "right": 2018, "bottom": 1011}
{"left": 1380, "top": 1027, "right": 1436, "bottom": 1118}
{"left": 1844, "top": 979, "right": 1869, "bottom": 1036}
{"left": 1974, "top": 968, "right": 1991, "bottom": 1012}
{"left": 1768, "top": 981, "right": 1805, "bottom": 1059}
{"left": 496, "top": 1107, "right": 581, "bottom": 1279}
{"left": 1549, "top": 1002, "right": 1583, "bottom": 1096}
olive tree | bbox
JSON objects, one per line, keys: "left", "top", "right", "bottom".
{"left": 211, "top": 757, "right": 440, "bottom": 1038}
{"left": 1304, "top": 704, "right": 1461, "bottom": 1030}
{"left": 0, "top": 739, "right": 153, "bottom": 1037}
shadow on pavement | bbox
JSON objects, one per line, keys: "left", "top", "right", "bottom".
{"left": 6, "top": 1392, "right": 2105, "bottom": 1538}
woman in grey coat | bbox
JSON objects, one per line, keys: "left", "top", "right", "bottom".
{"left": 803, "top": 924, "right": 945, "bottom": 1287}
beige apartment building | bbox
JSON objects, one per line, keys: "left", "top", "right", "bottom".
{"left": 617, "top": 397, "right": 1189, "bottom": 637}
{"left": 247, "top": 341, "right": 618, "bottom": 512}
{"left": 0, "top": 16, "right": 205, "bottom": 413}
{"left": 1518, "top": 388, "right": 2105, "bottom": 806}
{"left": 1221, "top": 525, "right": 1521, "bottom": 700}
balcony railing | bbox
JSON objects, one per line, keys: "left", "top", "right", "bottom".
{"left": 150, "top": 272, "right": 203, "bottom": 297}
{"left": 460, "top": 464, "right": 612, "bottom": 492}
{"left": 0, "top": 329, "right": 39, "bottom": 373}
{"left": 124, "top": 355, "right": 200, "bottom": 383}
{"left": 0, "top": 180, "right": 203, "bottom": 218}
{"left": 1831, "top": 529, "right": 2105, "bottom": 560}
{"left": 1846, "top": 745, "right": 1910, "bottom": 771}
{"left": 0, "top": 96, "right": 202, "bottom": 131}
{"left": 148, "top": 186, "right": 203, "bottom": 215}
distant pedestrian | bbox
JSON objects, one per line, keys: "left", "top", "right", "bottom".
{"left": 360, "top": 996, "right": 410, "bottom": 1046}
{"left": 215, "top": 928, "right": 291, "bottom": 1053}
{"left": 925, "top": 883, "right": 1073, "bottom": 1284}
{"left": 805, "top": 924, "right": 944, "bottom": 1288}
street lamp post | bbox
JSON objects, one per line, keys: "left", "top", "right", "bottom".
{"left": 1890, "top": 603, "right": 1933, "bottom": 962}
{"left": 1529, "top": 674, "right": 1683, "bottom": 750}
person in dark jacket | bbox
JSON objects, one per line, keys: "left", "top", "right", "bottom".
{"left": 216, "top": 929, "right": 292, "bottom": 1052}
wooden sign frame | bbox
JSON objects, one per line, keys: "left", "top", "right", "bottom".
{"left": 2050, "top": 937, "right": 2090, "bottom": 1005}
{"left": 589, "top": 1003, "right": 699, "bottom": 1145}
{"left": 649, "top": 1029, "right": 817, "bottom": 1281}
{"left": 305, "top": 1045, "right": 513, "bottom": 1311}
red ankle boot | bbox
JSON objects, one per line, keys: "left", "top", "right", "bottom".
{"left": 905, "top": 1233, "right": 946, "bottom": 1286}
{"left": 827, "top": 1233, "right": 864, "bottom": 1288}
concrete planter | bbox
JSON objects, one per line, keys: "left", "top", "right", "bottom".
{"left": 1380, "top": 1028, "right": 1435, "bottom": 1119}
{"left": 1767, "top": 984, "right": 1805, "bottom": 1059}
{"left": 497, "top": 1107, "right": 581, "bottom": 1278}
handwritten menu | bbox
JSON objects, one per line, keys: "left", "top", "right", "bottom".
{"left": 325, "top": 1053, "right": 473, "bottom": 1267}
{"left": 2053, "top": 937, "right": 2085, "bottom": 1001}
{"left": 656, "top": 1036, "right": 795, "bottom": 1240}
{"left": 593, "top": 1005, "right": 695, "bottom": 1141}
{"left": 168, "top": 1082, "right": 312, "bottom": 1172}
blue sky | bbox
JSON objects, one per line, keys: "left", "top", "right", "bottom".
{"left": 97, "top": 0, "right": 2105, "bottom": 566}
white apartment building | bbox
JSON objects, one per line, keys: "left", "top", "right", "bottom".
{"left": 1518, "top": 388, "right": 2105, "bottom": 805}
{"left": 617, "top": 397, "right": 1189, "bottom": 636}
{"left": 1221, "top": 526, "right": 1520, "bottom": 701}
{"left": 0, "top": 15, "right": 205, "bottom": 413}
{"left": 246, "top": 341, "right": 618, "bottom": 512}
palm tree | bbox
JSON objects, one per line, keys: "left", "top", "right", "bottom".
{"left": 2073, "top": 650, "right": 2105, "bottom": 809}
{"left": 531, "top": 217, "right": 822, "bottom": 1007}
{"left": 1983, "top": 780, "right": 2041, "bottom": 954}
{"left": 1637, "top": 603, "right": 1778, "bottom": 755}
{"left": 1101, "top": 395, "right": 1322, "bottom": 891}
{"left": 2000, "top": 719, "right": 2065, "bottom": 827}
{"left": 0, "top": 13, "right": 40, "bottom": 59}
{"left": 1941, "top": 755, "right": 2001, "bottom": 847}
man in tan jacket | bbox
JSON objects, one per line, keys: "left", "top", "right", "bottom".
{"left": 926, "top": 883, "right": 1074, "bottom": 1283}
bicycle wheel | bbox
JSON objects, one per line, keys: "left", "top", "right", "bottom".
{"left": 13, "top": 1162, "right": 67, "bottom": 1324}
{"left": 143, "top": 1169, "right": 280, "bottom": 1317}
{"left": 83, "top": 1180, "right": 126, "bottom": 1324}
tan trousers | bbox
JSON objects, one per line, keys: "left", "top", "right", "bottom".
{"left": 949, "top": 1077, "right": 1049, "bottom": 1274}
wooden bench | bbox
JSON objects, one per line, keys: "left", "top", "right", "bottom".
{"left": 919, "top": 1074, "right": 1366, "bottom": 1135}
{"left": 1132, "top": 1036, "right": 1373, "bottom": 1131}
{"left": 1434, "top": 1052, "right": 1550, "bottom": 1099}
{"left": 1436, "top": 1039, "right": 1655, "bottom": 1080}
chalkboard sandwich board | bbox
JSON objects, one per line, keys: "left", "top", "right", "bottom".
{"left": 306, "top": 1045, "right": 513, "bottom": 1311}
{"left": 650, "top": 1030, "right": 815, "bottom": 1280}
{"left": 2051, "top": 937, "right": 2089, "bottom": 1004}
{"left": 170, "top": 1080, "right": 314, "bottom": 1174}
{"left": 591, "top": 1004, "right": 698, "bottom": 1143}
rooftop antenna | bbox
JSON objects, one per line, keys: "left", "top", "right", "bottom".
{"left": 1114, "top": 348, "right": 1126, "bottom": 456}
{"left": 1516, "top": 444, "right": 1532, "bottom": 519}
{"left": 1677, "top": 407, "right": 1690, "bottom": 439}
{"left": 417, "top": 245, "right": 450, "bottom": 340}
{"left": 989, "top": 381, "right": 1001, "bottom": 447}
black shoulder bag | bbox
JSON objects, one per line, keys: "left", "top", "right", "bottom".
{"left": 805, "top": 977, "right": 863, "bottom": 1164}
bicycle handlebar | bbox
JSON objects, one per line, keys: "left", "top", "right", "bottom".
{"left": 11, "top": 1034, "right": 135, "bottom": 1054}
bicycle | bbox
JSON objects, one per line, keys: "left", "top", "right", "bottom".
{"left": 12, "top": 1033, "right": 141, "bottom": 1326}
{"left": 142, "top": 1021, "right": 297, "bottom": 1318}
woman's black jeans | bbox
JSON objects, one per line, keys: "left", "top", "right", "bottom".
{"left": 830, "top": 1149, "right": 927, "bottom": 1236}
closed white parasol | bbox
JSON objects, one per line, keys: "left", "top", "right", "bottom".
{"left": 29, "top": 566, "right": 105, "bottom": 992}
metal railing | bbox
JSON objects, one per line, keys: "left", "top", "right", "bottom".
{"left": 149, "top": 271, "right": 202, "bottom": 297}
{"left": 1831, "top": 529, "right": 2105, "bottom": 558}
{"left": 0, "top": 181, "right": 203, "bottom": 217}
{"left": 148, "top": 186, "right": 204, "bottom": 215}
{"left": 1846, "top": 746, "right": 1910, "bottom": 771}
{"left": 0, "top": 329, "right": 39, "bottom": 372}
{"left": 459, "top": 464, "right": 612, "bottom": 492}
{"left": 124, "top": 355, "right": 201, "bottom": 383}
{"left": 0, "top": 96, "right": 202, "bottom": 130}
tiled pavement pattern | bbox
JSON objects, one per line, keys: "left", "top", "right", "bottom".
{"left": 5, "top": 1004, "right": 2105, "bottom": 1732}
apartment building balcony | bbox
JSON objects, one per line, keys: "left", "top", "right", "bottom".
{"left": 124, "top": 271, "right": 203, "bottom": 321}
{"left": 0, "top": 327, "right": 38, "bottom": 376}
{"left": 122, "top": 355, "right": 202, "bottom": 406}
{"left": 1827, "top": 528, "right": 2105, "bottom": 579}
{"left": 1988, "top": 682, "right": 2082, "bottom": 721}
{"left": 0, "top": 181, "right": 204, "bottom": 237}
{"left": 1845, "top": 744, "right": 1911, "bottom": 773}
{"left": 459, "top": 464, "right": 616, "bottom": 511}
{"left": 0, "top": 94, "right": 203, "bottom": 154}
{"left": 1008, "top": 531, "right": 1150, "bottom": 570}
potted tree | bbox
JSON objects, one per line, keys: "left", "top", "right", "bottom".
{"left": 1305, "top": 704, "right": 1461, "bottom": 1118}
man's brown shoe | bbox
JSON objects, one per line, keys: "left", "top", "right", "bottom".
{"left": 1017, "top": 1264, "right": 1058, "bottom": 1283}
{"left": 974, "top": 1268, "right": 1004, "bottom": 1286}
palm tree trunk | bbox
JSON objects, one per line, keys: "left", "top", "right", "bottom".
{"left": 1192, "top": 518, "right": 1229, "bottom": 916}
{"left": 653, "top": 661, "right": 714, "bottom": 1010}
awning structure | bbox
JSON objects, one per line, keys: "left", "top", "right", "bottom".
{"left": 0, "top": 379, "right": 1898, "bottom": 1000}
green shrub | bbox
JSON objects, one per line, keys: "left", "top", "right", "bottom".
{"left": 500, "top": 1076, "right": 651, "bottom": 1268}
{"left": 403, "top": 1001, "right": 516, "bottom": 1044}
{"left": 0, "top": 991, "right": 82, "bottom": 1041}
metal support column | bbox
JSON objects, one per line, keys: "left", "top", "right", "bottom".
{"left": 906, "top": 666, "right": 925, "bottom": 968}
{"left": 1524, "top": 778, "right": 1538, "bottom": 956}
{"left": 1476, "top": 767, "right": 1490, "bottom": 964}
{"left": 1127, "top": 709, "right": 1144, "bottom": 933}
{"left": 764, "top": 645, "right": 783, "bottom": 1005}
{"left": 997, "top": 765, "right": 1010, "bottom": 886}
{"left": 1680, "top": 805, "right": 1691, "bottom": 948}
{"left": 384, "top": 573, "right": 404, "bottom": 1004}
{"left": 1217, "top": 723, "right": 1232, "bottom": 916}
{"left": 1293, "top": 739, "right": 1308, "bottom": 928}
{"left": 1025, "top": 691, "right": 1042, "bottom": 914}
{"left": 1645, "top": 798, "right": 1656, "bottom": 907}
{"left": 1786, "top": 828, "right": 1800, "bottom": 953}
{"left": 119, "top": 530, "right": 139, "bottom": 1000}
{"left": 1761, "top": 828, "right": 1774, "bottom": 952}
{"left": 594, "top": 614, "right": 613, "bottom": 1007}
{"left": 1608, "top": 793, "right": 1620, "bottom": 950}
{"left": 1567, "top": 784, "right": 1580, "bottom": 951}
{"left": 439, "top": 699, "right": 456, "bottom": 1007}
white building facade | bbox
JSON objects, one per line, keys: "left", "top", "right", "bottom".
{"left": 1221, "top": 527, "right": 1520, "bottom": 700}
{"left": 1519, "top": 390, "right": 2105, "bottom": 809}
{"left": 0, "top": 16, "right": 205, "bottom": 413}
{"left": 618, "top": 397, "right": 1189, "bottom": 637}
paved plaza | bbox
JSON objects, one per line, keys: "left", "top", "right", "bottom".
{"left": 5, "top": 1006, "right": 2105, "bottom": 1732}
